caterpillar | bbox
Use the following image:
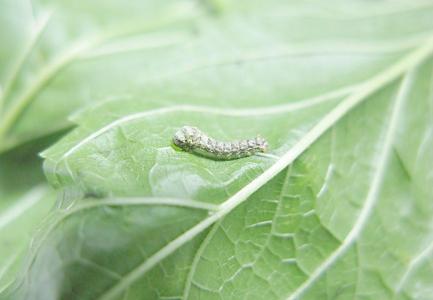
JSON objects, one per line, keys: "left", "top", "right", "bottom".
{"left": 172, "top": 126, "right": 268, "bottom": 160}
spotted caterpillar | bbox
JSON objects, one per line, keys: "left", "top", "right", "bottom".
{"left": 172, "top": 126, "right": 268, "bottom": 160}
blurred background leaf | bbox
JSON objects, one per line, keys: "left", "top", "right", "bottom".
{"left": 0, "top": 137, "right": 57, "bottom": 294}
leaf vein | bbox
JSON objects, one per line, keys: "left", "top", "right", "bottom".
{"left": 286, "top": 64, "right": 414, "bottom": 300}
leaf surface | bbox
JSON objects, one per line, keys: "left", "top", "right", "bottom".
{"left": 0, "top": 147, "right": 55, "bottom": 293}
{"left": 3, "top": 1, "right": 433, "bottom": 300}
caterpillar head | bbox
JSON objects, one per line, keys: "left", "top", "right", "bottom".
{"left": 173, "top": 126, "right": 198, "bottom": 151}
{"left": 256, "top": 136, "right": 268, "bottom": 152}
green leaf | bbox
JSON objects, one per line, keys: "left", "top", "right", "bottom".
{"left": 4, "top": 1, "right": 433, "bottom": 300}
{"left": 0, "top": 0, "right": 201, "bottom": 152}
{"left": 0, "top": 148, "right": 55, "bottom": 293}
